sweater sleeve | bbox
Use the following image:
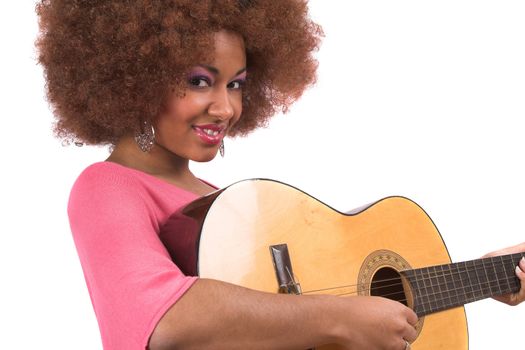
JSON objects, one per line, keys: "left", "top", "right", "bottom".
{"left": 68, "top": 166, "right": 197, "bottom": 349}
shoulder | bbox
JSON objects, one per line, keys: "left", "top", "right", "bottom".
{"left": 72, "top": 161, "right": 139, "bottom": 188}
{"left": 69, "top": 161, "right": 153, "bottom": 199}
{"left": 68, "top": 162, "right": 149, "bottom": 216}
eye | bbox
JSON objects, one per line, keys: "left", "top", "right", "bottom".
{"left": 188, "top": 76, "right": 211, "bottom": 88}
{"left": 228, "top": 80, "right": 245, "bottom": 90}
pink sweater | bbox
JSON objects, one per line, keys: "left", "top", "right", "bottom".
{"left": 68, "top": 162, "right": 200, "bottom": 349}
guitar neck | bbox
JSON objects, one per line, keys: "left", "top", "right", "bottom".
{"left": 401, "top": 252, "right": 524, "bottom": 317}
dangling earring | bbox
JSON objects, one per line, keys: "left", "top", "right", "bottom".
{"left": 219, "top": 139, "right": 225, "bottom": 157}
{"left": 135, "top": 120, "right": 155, "bottom": 152}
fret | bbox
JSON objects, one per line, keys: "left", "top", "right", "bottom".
{"left": 448, "top": 263, "right": 460, "bottom": 307}
{"left": 504, "top": 253, "right": 523, "bottom": 293}
{"left": 477, "top": 258, "right": 491, "bottom": 297}
{"left": 416, "top": 269, "right": 430, "bottom": 313}
{"left": 402, "top": 252, "right": 523, "bottom": 317}
{"left": 466, "top": 259, "right": 483, "bottom": 301}
{"left": 427, "top": 265, "right": 440, "bottom": 312}
{"left": 495, "top": 255, "right": 512, "bottom": 294}
{"left": 403, "top": 269, "right": 419, "bottom": 312}
{"left": 437, "top": 264, "right": 450, "bottom": 308}
{"left": 418, "top": 268, "right": 428, "bottom": 314}
{"left": 490, "top": 256, "right": 505, "bottom": 295}
{"left": 457, "top": 261, "right": 472, "bottom": 303}
{"left": 422, "top": 267, "right": 435, "bottom": 313}
{"left": 482, "top": 258, "right": 501, "bottom": 295}
{"left": 510, "top": 254, "right": 520, "bottom": 289}
{"left": 452, "top": 262, "right": 466, "bottom": 308}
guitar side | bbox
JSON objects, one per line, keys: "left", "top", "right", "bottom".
{"left": 166, "top": 179, "right": 469, "bottom": 349}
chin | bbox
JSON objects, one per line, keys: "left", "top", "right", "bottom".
{"left": 191, "top": 152, "right": 218, "bottom": 163}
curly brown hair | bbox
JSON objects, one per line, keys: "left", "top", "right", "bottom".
{"left": 36, "top": 0, "right": 323, "bottom": 146}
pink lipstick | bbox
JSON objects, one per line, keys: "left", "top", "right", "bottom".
{"left": 192, "top": 124, "right": 225, "bottom": 145}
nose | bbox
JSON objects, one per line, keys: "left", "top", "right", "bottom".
{"left": 208, "top": 87, "right": 235, "bottom": 121}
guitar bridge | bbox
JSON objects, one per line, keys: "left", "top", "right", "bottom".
{"left": 270, "top": 244, "right": 302, "bottom": 295}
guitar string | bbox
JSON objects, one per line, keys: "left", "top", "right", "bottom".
{"left": 396, "top": 275, "right": 518, "bottom": 304}
{"left": 400, "top": 290, "right": 496, "bottom": 312}
{"left": 303, "top": 270, "right": 516, "bottom": 297}
{"left": 303, "top": 278, "right": 515, "bottom": 298}
{"left": 327, "top": 274, "right": 519, "bottom": 314}
{"left": 301, "top": 254, "right": 522, "bottom": 295}
{"left": 302, "top": 268, "right": 517, "bottom": 295}
{"left": 334, "top": 287, "right": 483, "bottom": 306}
{"left": 416, "top": 289, "right": 507, "bottom": 313}
{"left": 333, "top": 274, "right": 517, "bottom": 299}
{"left": 308, "top": 272, "right": 518, "bottom": 300}
{"left": 387, "top": 258, "right": 519, "bottom": 295}
{"left": 370, "top": 285, "right": 506, "bottom": 314}
{"left": 303, "top": 253, "right": 525, "bottom": 293}
{"left": 303, "top": 276, "right": 518, "bottom": 317}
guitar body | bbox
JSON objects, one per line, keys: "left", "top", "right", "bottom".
{"left": 163, "top": 179, "right": 469, "bottom": 349}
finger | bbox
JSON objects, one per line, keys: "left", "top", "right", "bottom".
{"left": 518, "top": 257, "right": 525, "bottom": 279}
{"left": 512, "top": 259, "right": 525, "bottom": 303}
{"left": 403, "top": 324, "right": 418, "bottom": 343}
{"left": 405, "top": 308, "right": 418, "bottom": 326}
{"left": 406, "top": 340, "right": 412, "bottom": 350}
{"left": 400, "top": 339, "right": 411, "bottom": 350}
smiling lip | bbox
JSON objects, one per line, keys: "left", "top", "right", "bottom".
{"left": 192, "top": 124, "right": 226, "bottom": 145}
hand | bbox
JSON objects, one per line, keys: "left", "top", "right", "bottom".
{"left": 334, "top": 296, "right": 418, "bottom": 350}
{"left": 483, "top": 242, "right": 525, "bottom": 306}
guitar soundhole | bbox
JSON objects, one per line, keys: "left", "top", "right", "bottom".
{"left": 371, "top": 267, "right": 407, "bottom": 306}
{"left": 359, "top": 250, "right": 424, "bottom": 339}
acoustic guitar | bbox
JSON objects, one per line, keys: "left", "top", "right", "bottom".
{"left": 159, "top": 179, "right": 523, "bottom": 349}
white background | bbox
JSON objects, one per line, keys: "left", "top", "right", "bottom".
{"left": 1, "top": 1, "right": 524, "bottom": 348}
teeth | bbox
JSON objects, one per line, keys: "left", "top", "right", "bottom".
{"left": 204, "top": 129, "right": 219, "bottom": 136}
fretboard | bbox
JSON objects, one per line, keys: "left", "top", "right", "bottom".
{"left": 401, "top": 252, "right": 524, "bottom": 317}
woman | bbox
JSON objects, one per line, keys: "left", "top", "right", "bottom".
{"left": 36, "top": 1, "right": 525, "bottom": 349}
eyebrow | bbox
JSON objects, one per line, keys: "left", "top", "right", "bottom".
{"left": 200, "top": 64, "right": 247, "bottom": 77}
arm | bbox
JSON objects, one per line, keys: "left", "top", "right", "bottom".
{"left": 68, "top": 165, "right": 200, "bottom": 349}
{"left": 149, "top": 278, "right": 418, "bottom": 350}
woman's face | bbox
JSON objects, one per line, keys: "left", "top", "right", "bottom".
{"left": 155, "top": 30, "right": 246, "bottom": 162}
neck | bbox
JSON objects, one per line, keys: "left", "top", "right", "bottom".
{"left": 107, "top": 136, "right": 191, "bottom": 180}
{"left": 401, "top": 252, "right": 524, "bottom": 317}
